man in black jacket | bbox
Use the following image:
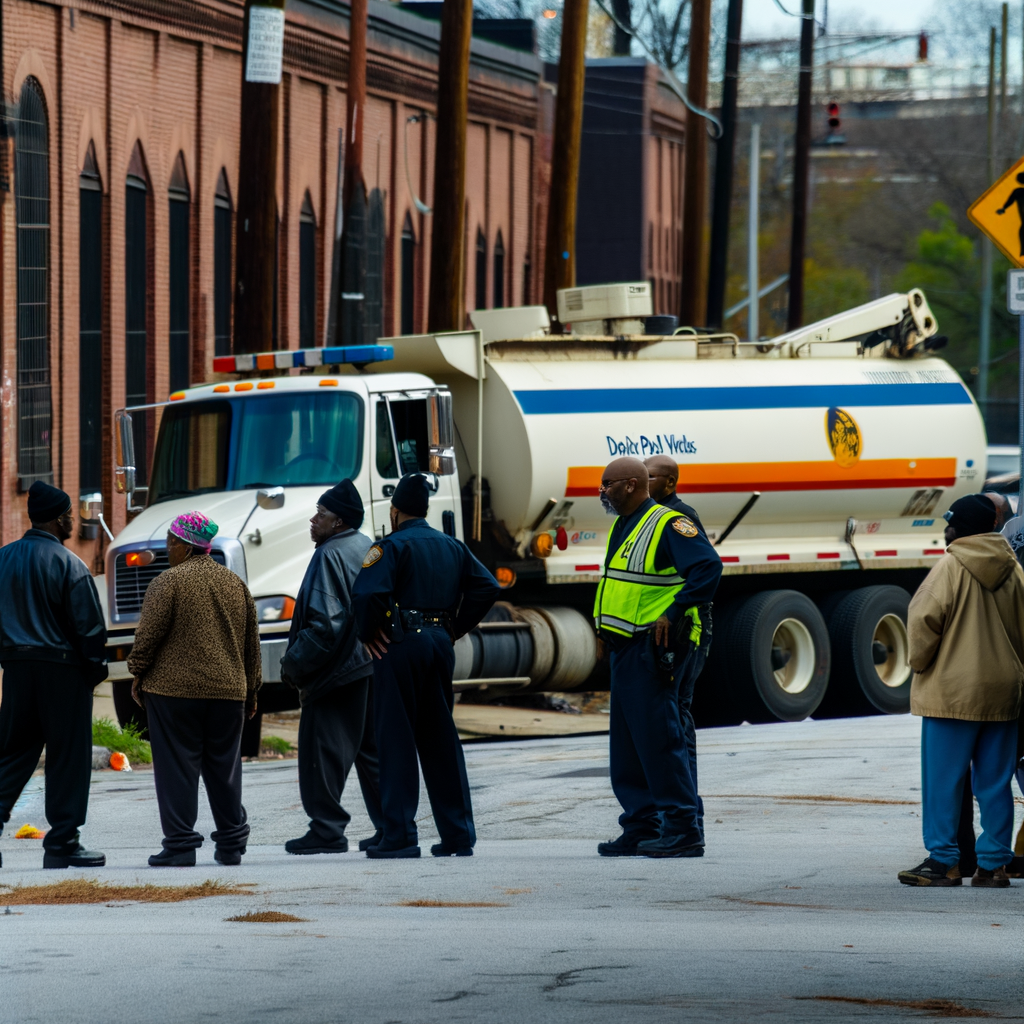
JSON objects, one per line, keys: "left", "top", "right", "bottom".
{"left": 281, "top": 480, "right": 384, "bottom": 855}
{"left": 0, "top": 482, "right": 107, "bottom": 869}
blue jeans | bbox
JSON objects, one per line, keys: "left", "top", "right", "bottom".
{"left": 921, "top": 716, "right": 1017, "bottom": 871}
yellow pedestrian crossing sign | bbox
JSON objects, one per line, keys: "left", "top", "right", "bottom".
{"left": 968, "top": 155, "right": 1024, "bottom": 267}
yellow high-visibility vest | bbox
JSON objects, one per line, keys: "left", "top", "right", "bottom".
{"left": 593, "top": 502, "right": 688, "bottom": 638}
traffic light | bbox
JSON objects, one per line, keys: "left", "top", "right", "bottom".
{"left": 825, "top": 101, "right": 845, "bottom": 145}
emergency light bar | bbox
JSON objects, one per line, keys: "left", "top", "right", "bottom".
{"left": 212, "top": 344, "right": 394, "bottom": 375}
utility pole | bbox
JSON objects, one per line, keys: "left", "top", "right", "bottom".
{"left": 340, "top": 0, "right": 368, "bottom": 346}
{"left": 980, "top": 26, "right": 996, "bottom": 418}
{"left": 680, "top": 0, "right": 711, "bottom": 327}
{"left": 705, "top": 0, "right": 743, "bottom": 329}
{"left": 748, "top": 122, "right": 760, "bottom": 344}
{"left": 234, "top": 0, "right": 286, "bottom": 354}
{"left": 543, "top": 0, "right": 590, "bottom": 325}
{"left": 427, "top": 0, "right": 473, "bottom": 333}
{"left": 611, "top": 0, "right": 631, "bottom": 56}
{"left": 786, "top": 0, "right": 815, "bottom": 332}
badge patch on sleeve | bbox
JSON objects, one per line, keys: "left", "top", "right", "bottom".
{"left": 672, "top": 517, "right": 699, "bottom": 538}
{"left": 362, "top": 545, "right": 383, "bottom": 567}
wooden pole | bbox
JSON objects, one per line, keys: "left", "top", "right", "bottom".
{"left": 543, "top": 0, "right": 589, "bottom": 326}
{"left": 233, "top": 0, "right": 286, "bottom": 354}
{"left": 427, "top": 0, "right": 473, "bottom": 334}
{"left": 680, "top": 0, "right": 711, "bottom": 328}
{"left": 979, "top": 26, "right": 996, "bottom": 417}
{"left": 340, "top": 0, "right": 368, "bottom": 345}
{"left": 785, "top": 0, "right": 814, "bottom": 331}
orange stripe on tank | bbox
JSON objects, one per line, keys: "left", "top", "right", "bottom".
{"left": 567, "top": 458, "right": 957, "bottom": 496}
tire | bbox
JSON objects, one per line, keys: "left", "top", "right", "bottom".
{"left": 721, "top": 590, "right": 831, "bottom": 723}
{"left": 822, "top": 585, "right": 911, "bottom": 716}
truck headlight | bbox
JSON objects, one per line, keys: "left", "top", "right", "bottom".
{"left": 254, "top": 596, "right": 295, "bottom": 622}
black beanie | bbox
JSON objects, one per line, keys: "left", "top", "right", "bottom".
{"left": 944, "top": 494, "right": 997, "bottom": 538}
{"left": 392, "top": 473, "right": 429, "bottom": 518}
{"left": 27, "top": 481, "right": 71, "bottom": 524}
{"left": 318, "top": 479, "right": 364, "bottom": 530}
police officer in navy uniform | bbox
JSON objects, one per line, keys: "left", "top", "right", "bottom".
{"left": 353, "top": 473, "right": 499, "bottom": 859}
{"left": 595, "top": 457, "right": 722, "bottom": 858}
{"left": 645, "top": 453, "right": 713, "bottom": 841}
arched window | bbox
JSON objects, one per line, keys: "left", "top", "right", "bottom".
{"left": 299, "top": 191, "right": 316, "bottom": 349}
{"left": 125, "top": 143, "right": 149, "bottom": 482}
{"left": 168, "top": 153, "right": 190, "bottom": 392}
{"left": 493, "top": 230, "right": 505, "bottom": 310}
{"left": 365, "top": 188, "right": 385, "bottom": 343}
{"left": 15, "top": 77, "right": 52, "bottom": 486}
{"left": 79, "top": 142, "right": 103, "bottom": 495}
{"left": 213, "top": 169, "right": 232, "bottom": 356}
{"left": 400, "top": 213, "right": 415, "bottom": 335}
{"left": 475, "top": 228, "right": 487, "bottom": 311}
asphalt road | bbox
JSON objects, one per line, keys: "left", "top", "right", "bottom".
{"left": 1, "top": 714, "right": 1022, "bottom": 1024}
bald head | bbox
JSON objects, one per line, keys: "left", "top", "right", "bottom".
{"left": 645, "top": 455, "right": 679, "bottom": 502}
{"left": 600, "top": 458, "right": 649, "bottom": 516}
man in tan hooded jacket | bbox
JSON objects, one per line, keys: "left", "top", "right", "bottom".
{"left": 899, "top": 493, "right": 1024, "bottom": 888}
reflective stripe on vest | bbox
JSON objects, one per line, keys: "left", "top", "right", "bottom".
{"left": 593, "top": 503, "right": 686, "bottom": 637}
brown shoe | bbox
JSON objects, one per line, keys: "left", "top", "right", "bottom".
{"left": 971, "top": 866, "right": 1011, "bottom": 888}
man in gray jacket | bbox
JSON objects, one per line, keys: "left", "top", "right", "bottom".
{"left": 281, "top": 480, "right": 383, "bottom": 854}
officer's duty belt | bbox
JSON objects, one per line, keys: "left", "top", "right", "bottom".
{"left": 399, "top": 609, "right": 452, "bottom": 631}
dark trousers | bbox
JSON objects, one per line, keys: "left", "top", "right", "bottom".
{"left": 0, "top": 662, "right": 94, "bottom": 853}
{"left": 298, "top": 676, "right": 383, "bottom": 843}
{"left": 677, "top": 643, "right": 707, "bottom": 840}
{"left": 373, "top": 628, "right": 475, "bottom": 849}
{"left": 146, "top": 693, "right": 250, "bottom": 853}
{"left": 609, "top": 635, "right": 702, "bottom": 846}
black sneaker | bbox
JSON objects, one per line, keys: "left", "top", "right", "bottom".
{"left": 148, "top": 849, "right": 196, "bottom": 868}
{"left": 358, "top": 830, "right": 384, "bottom": 852}
{"left": 637, "top": 835, "right": 704, "bottom": 859}
{"left": 597, "top": 833, "right": 655, "bottom": 857}
{"left": 43, "top": 846, "right": 107, "bottom": 869}
{"left": 285, "top": 832, "right": 348, "bottom": 855}
{"left": 971, "top": 866, "right": 1011, "bottom": 888}
{"left": 366, "top": 841, "right": 420, "bottom": 859}
{"left": 431, "top": 843, "right": 473, "bottom": 857}
{"left": 214, "top": 848, "right": 243, "bottom": 866}
{"left": 898, "top": 857, "right": 961, "bottom": 886}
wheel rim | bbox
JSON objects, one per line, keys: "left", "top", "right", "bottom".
{"left": 770, "top": 618, "right": 815, "bottom": 695}
{"left": 872, "top": 613, "right": 910, "bottom": 688}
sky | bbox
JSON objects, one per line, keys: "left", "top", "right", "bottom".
{"left": 742, "top": 0, "right": 933, "bottom": 41}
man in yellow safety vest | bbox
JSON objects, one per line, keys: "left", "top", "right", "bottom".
{"left": 594, "top": 457, "right": 722, "bottom": 858}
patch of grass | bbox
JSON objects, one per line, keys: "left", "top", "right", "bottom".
{"left": 92, "top": 718, "right": 152, "bottom": 764}
{"left": 0, "top": 879, "right": 250, "bottom": 906}
{"left": 260, "top": 735, "right": 294, "bottom": 757}
{"left": 395, "top": 900, "right": 508, "bottom": 908}
{"left": 226, "top": 910, "right": 308, "bottom": 923}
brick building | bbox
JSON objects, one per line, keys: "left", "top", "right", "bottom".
{"left": 0, "top": 0, "right": 547, "bottom": 557}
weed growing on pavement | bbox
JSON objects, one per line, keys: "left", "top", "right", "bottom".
{"left": 226, "top": 911, "right": 308, "bottom": 923}
{"left": 260, "top": 735, "right": 294, "bottom": 757}
{"left": 92, "top": 718, "right": 153, "bottom": 763}
{"left": 0, "top": 879, "right": 251, "bottom": 905}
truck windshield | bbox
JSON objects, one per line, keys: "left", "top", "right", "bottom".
{"left": 148, "top": 392, "right": 364, "bottom": 504}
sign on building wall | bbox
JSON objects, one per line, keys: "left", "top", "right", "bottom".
{"left": 245, "top": 6, "right": 285, "bottom": 84}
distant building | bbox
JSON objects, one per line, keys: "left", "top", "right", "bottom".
{"left": 0, "top": 0, "right": 547, "bottom": 550}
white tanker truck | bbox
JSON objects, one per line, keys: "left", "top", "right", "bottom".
{"left": 96, "top": 283, "right": 985, "bottom": 742}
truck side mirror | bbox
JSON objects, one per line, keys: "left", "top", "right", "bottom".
{"left": 114, "top": 410, "right": 137, "bottom": 496}
{"left": 80, "top": 492, "right": 103, "bottom": 522}
{"left": 256, "top": 487, "right": 286, "bottom": 510}
{"left": 428, "top": 392, "right": 456, "bottom": 476}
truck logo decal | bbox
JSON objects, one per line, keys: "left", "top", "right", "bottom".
{"left": 565, "top": 459, "right": 957, "bottom": 496}
{"left": 606, "top": 434, "right": 697, "bottom": 457}
{"left": 515, "top": 382, "right": 972, "bottom": 415}
{"left": 825, "top": 407, "right": 861, "bottom": 468}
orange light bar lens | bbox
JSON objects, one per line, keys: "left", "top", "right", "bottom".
{"left": 495, "top": 566, "right": 517, "bottom": 589}
{"left": 530, "top": 533, "right": 554, "bottom": 558}
{"left": 257, "top": 380, "right": 275, "bottom": 389}
{"left": 170, "top": 391, "right": 185, "bottom": 401}
{"left": 256, "top": 353, "right": 276, "bottom": 370}
{"left": 235, "top": 382, "right": 254, "bottom": 391}
{"left": 319, "top": 379, "right": 338, "bottom": 387}
{"left": 213, "top": 385, "right": 230, "bottom": 393}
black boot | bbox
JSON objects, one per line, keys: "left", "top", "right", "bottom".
{"left": 358, "top": 830, "right": 384, "bottom": 852}
{"left": 148, "top": 849, "right": 197, "bottom": 868}
{"left": 637, "top": 834, "right": 704, "bottom": 859}
{"left": 214, "top": 848, "right": 243, "bottom": 866}
{"left": 597, "top": 832, "right": 656, "bottom": 857}
{"left": 366, "top": 839, "right": 420, "bottom": 859}
{"left": 431, "top": 843, "right": 473, "bottom": 857}
{"left": 285, "top": 832, "right": 348, "bottom": 855}
{"left": 43, "top": 846, "right": 106, "bottom": 869}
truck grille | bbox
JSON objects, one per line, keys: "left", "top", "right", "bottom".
{"left": 113, "top": 548, "right": 226, "bottom": 618}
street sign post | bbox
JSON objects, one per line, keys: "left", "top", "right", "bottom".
{"left": 1002, "top": 268, "right": 1024, "bottom": 561}
{"left": 968, "top": 155, "right": 1024, "bottom": 268}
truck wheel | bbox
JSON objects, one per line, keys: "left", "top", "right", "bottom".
{"left": 723, "top": 591, "right": 830, "bottom": 723}
{"left": 823, "top": 586, "right": 911, "bottom": 716}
